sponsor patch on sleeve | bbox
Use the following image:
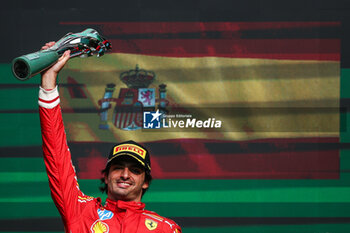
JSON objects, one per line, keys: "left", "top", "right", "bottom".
{"left": 78, "top": 195, "right": 94, "bottom": 203}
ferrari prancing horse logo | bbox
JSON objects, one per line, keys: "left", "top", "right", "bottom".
{"left": 145, "top": 219, "right": 158, "bottom": 230}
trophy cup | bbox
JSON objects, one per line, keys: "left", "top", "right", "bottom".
{"left": 12, "top": 28, "right": 112, "bottom": 81}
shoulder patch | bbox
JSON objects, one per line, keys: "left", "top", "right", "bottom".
{"left": 145, "top": 218, "right": 158, "bottom": 230}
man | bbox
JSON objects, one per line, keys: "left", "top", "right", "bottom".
{"left": 39, "top": 42, "right": 181, "bottom": 233}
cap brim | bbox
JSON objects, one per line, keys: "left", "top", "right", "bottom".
{"left": 107, "top": 153, "right": 149, "bottom": 171}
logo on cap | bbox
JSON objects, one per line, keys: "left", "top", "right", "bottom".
{"left": 108, "top": 141, "right": 151, "bottom": 172}
{"left": 113, "top": 144, "right": 146, "bottom": 159}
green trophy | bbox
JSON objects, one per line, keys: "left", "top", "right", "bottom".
{"left": 12, "top": 28, "right": 112, "bottom": 81}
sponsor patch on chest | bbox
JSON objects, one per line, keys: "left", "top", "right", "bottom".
{"left": 97, "top": 208, "right": 114, "bottom": 220}
{"left": 91, "top": 220, "right": 109, "bottom": 233}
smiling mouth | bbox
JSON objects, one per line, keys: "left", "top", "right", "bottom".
{"left": 116, "top": 181, "right": 132, "bottom": 188}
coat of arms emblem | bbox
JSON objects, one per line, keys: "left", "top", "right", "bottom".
{"left": 98, "top": 65, "right": 168, "bottom": 130}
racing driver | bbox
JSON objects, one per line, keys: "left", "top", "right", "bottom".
{"left": 38, "top": 42, "right": 182, "bottom": 233}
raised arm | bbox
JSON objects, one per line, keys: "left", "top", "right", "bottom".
{"left": 39, "top": 44, "right": 92, "bottom": 229}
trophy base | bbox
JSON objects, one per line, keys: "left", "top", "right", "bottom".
{"left": 12, "top": 59, "right": 30, "bottom": 81}
{"left": 12, "top": 50, "right": 59, "bottom": 81}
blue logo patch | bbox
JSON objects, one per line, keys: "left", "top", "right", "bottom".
{"left": 143, "top": 110, "right": 162, "bottom": 129}
{"left": 97, "top": 208, "right": 114, "bottom": 220}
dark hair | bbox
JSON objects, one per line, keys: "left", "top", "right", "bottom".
{"left": 99, "top": 163, "right": 153, "bottom": 198}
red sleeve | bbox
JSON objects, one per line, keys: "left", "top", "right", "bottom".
{"left": 39, "top": 86, "right": 92, "bottom": 227}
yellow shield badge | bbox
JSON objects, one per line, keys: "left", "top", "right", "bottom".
{"left": 145, "top": 219, "right": 158, "bottom": 230}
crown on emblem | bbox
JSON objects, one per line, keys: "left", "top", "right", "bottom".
{"left": 120, "top": 65, "right": 156, "bottom": 88}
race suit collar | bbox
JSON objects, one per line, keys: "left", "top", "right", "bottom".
{"left": 105, "top": 198, "right": 145, "bottom": 212}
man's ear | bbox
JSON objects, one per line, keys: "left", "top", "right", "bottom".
{"left": 142, "top": 182, "right": 149, "bottom": 189}
{"left": 142, "top": 178, "right": 149, "bottom": 189}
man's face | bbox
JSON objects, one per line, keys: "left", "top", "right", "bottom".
{"left": 104, "top": 156, "right": 149, "bottom": 202}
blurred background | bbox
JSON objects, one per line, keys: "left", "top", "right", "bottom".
{"left": 1, "top": 0, "right": 350, "bottom": 232}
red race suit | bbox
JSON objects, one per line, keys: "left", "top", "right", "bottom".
{"left": 38, "top": 86, "right": 182, "bottom": 233}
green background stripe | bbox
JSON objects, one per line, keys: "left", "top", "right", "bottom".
{"left": 2, "top": 203, "right": 350, "bottom": 219}
{"left": 0, "top": 158, "right": 45, "bottom": 172}
{"left": 2, "top": 179, "right": 350, "bottom": 203}
{"left": 0, "top": 113, "right": 41, "bottom": 147}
